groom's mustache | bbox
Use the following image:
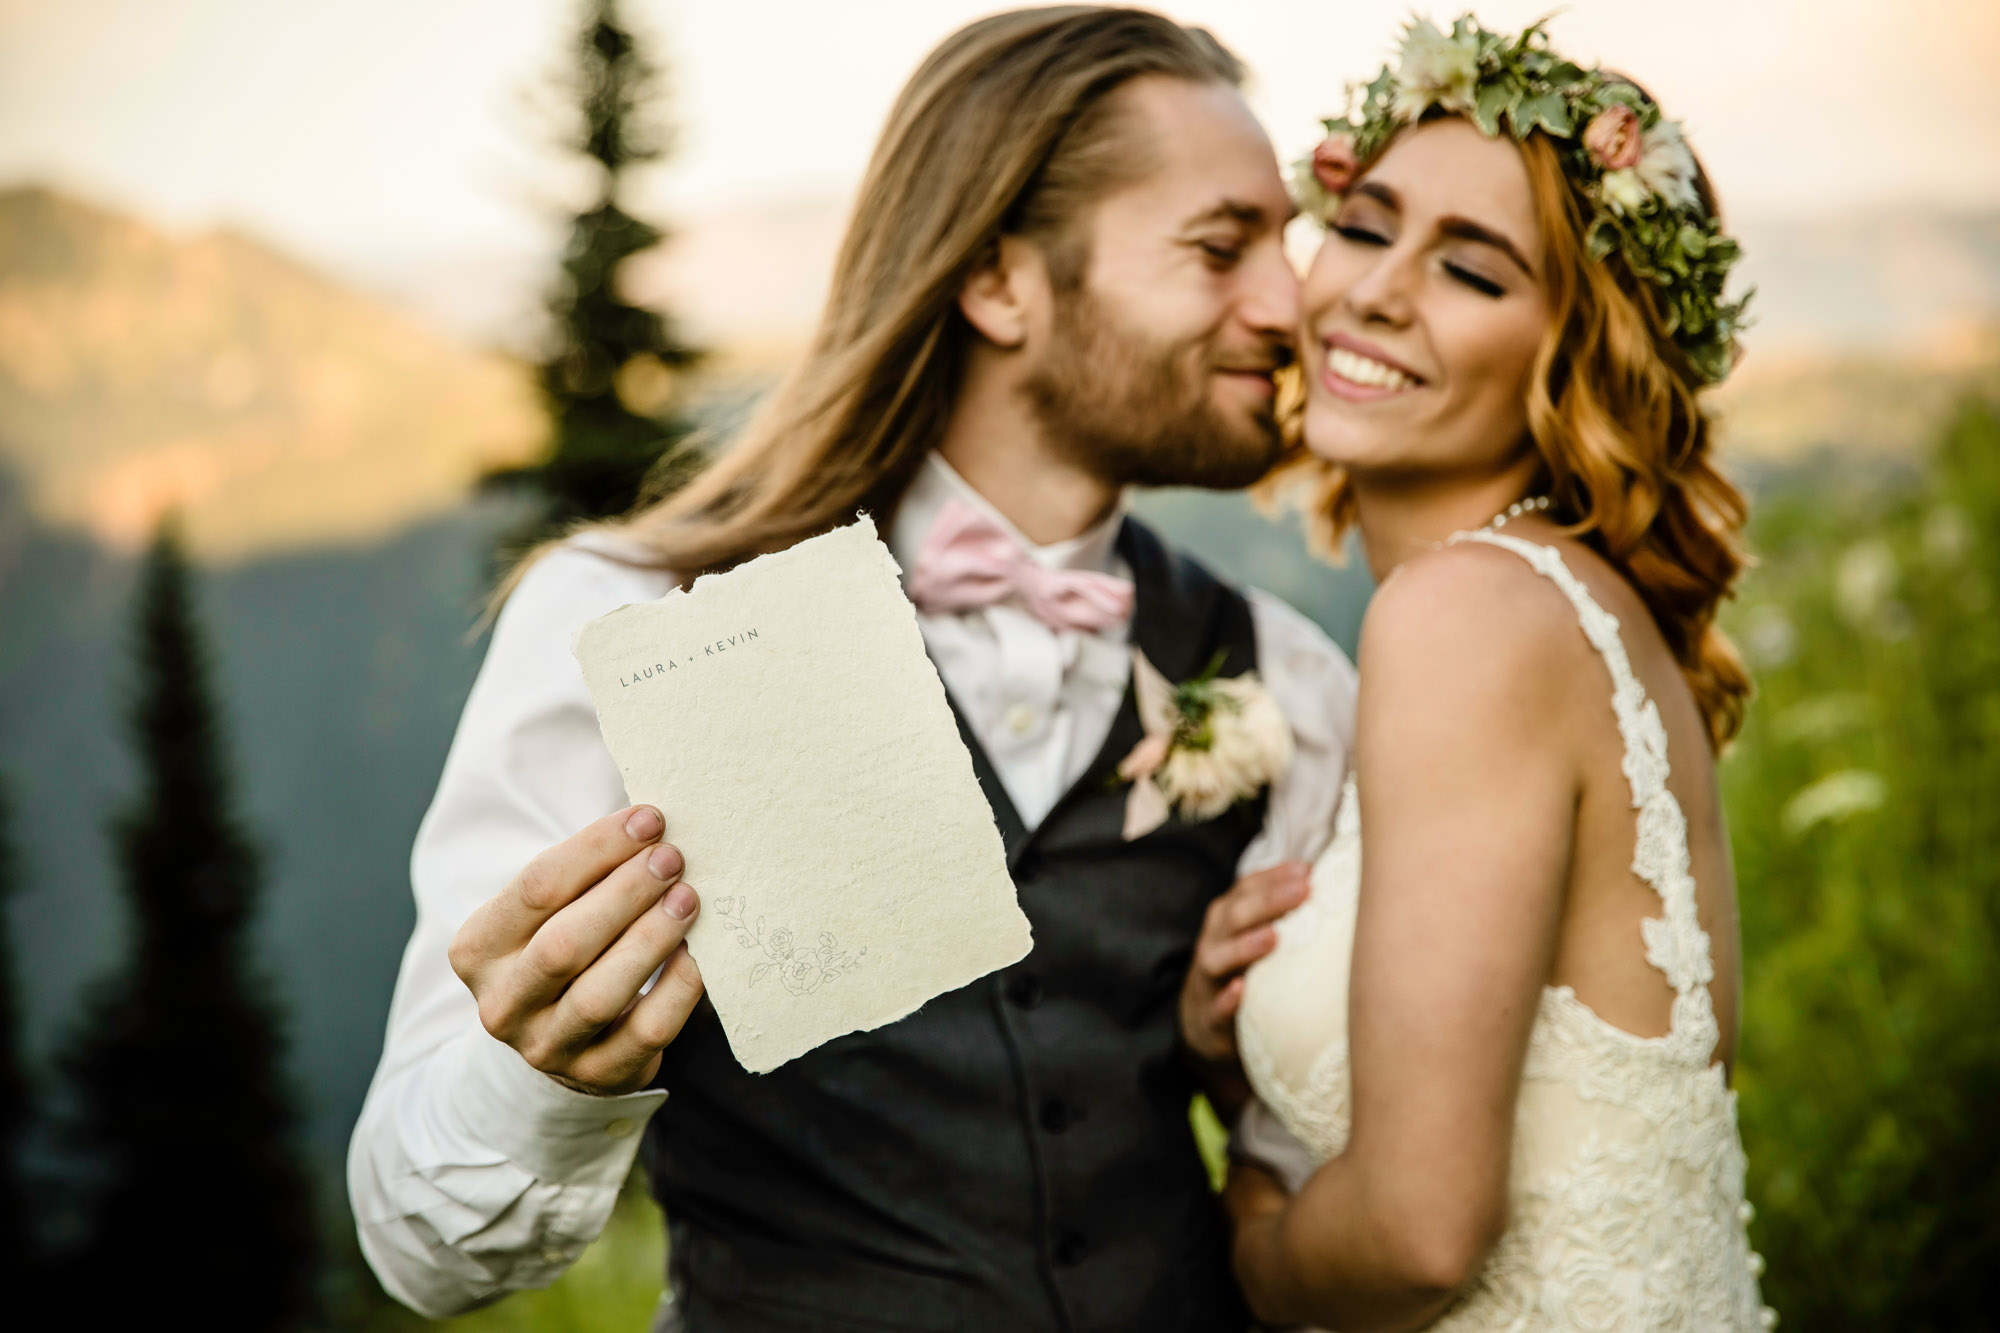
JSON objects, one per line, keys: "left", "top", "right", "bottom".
{"left": 1213, "top": 344, "right": 1296, "bottom": 375}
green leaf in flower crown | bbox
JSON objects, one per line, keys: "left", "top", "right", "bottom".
{"left": 1514, "top": 90, "right": 1573, "bottom": 138}
{"left": 1474, "top": 77, "right": 1523, "bottom": 138}
{"left": 1679, "top": 223, "right": 1708, "bottom": 259}
{"left": 1585, "top": 221, "right": 1618, "bottom": 264}
{"left": 1546, "top": 60, "right": 1588, "bottom": 88}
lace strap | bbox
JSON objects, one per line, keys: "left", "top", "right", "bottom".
{"left": 1446, "top": 531, "right": 1719, "bottom": 1054}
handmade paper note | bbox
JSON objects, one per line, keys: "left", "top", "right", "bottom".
{"left": 572, "top": 518, "right": 1031, "bottom": 1073}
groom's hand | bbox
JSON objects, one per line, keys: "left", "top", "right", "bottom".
{"left": 449, "top": 805, "right": 705, "bottom": 1096}
{"left": 1179, "top": 863, "right": 1311, "bottom": 1115}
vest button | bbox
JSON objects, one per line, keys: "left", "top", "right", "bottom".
{"left": 1052, "top": 1230, "right": 1087, "bottom": 1267}
{"left": 1007, "top": 974, "right": 1043, "bottom": 1009}
{"left": 1039, "top": 1098, "right": 1073, "bottom": 1134}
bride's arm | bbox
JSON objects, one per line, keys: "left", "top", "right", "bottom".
{"left": 1230, "top": 549, "right": 1583, "bottom": 1332}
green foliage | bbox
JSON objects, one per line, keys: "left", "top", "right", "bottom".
{"left": 1724, "top": 399, "right": 2000, "bottom": 1328}
{"left": 487, "top": 0, "right": 704, "bottom": 535}
{"left": 62, "top": 521, "right": 319, "bottom": 1329}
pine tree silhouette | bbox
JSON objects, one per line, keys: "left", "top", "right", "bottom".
{"left": 487, "top": 0, "right": 705, "bottom": 535}
{"left": 0, "top": 778, "right": 35, "bottom": 1288}
{"left": 62, "top": 521, "right": 317, "bottom": 1328}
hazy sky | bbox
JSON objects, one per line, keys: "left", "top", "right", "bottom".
{"left": 4, "top": 0, "right": 1998, "bottom": 304}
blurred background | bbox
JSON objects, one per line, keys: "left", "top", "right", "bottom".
{"left": 1, "top": 0, "right": 1995, "bottom": 1328}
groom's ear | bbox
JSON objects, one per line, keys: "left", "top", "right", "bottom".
{"left": 958, "top": 235, "right": 1051, "bottom": 351}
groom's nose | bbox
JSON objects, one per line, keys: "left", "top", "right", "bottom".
{"left": 1237, "top": 239, "right": 1303, "bottom": 349}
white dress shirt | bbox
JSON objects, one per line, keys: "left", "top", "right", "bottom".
{"left": 347, "top": 454, "right": 1357, "bottom": 1316}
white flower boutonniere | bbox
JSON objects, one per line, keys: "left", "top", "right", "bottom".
{"left": 1116, "top": 648, "right": 1294, "bottom": 842}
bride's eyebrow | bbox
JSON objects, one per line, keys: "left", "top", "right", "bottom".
{"left": 1435, "top": 216, "right": 1536, "bottom": 279}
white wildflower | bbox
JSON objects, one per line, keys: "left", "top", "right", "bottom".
{"left": 1742, "top": 604, "right": 1798, "bottom": 670}
{"left": 1773, "top": 694, "right": 1867, "bottom": 745}
{"left": 1835, "top": 539, "right": 1898, "bottom": 626}
{"left": 1924, "top": 504, "right": 1971, "bottom": 566}
{"left": 1782, "top": 770, "right": 1887, "bottom": 837}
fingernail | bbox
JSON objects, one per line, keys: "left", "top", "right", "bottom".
{"left": 663, "top": 882, "right": 697, "bottom": 919}
{"left": 626, "top": 806, "right": 664, "bottom": 841}
{"left": 647, "top": 844, "right": 683, "bottom": 881}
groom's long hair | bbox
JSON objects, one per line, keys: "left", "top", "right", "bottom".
{"left": 499, "top": 6, "right": 1241, "bottom": 598}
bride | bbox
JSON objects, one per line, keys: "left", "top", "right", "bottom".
{"left": 1186, "top": 16, "right": 1777, "bottom": 1331}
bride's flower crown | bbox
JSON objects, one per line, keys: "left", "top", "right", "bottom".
{"left": 1297, "top": 14, "right": 1749, "bottom": 385}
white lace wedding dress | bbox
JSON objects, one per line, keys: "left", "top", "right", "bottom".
{"left": 1236, "top": 532, "right": 1776, "bottom": 1332}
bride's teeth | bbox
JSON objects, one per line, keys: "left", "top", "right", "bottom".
{"left": 1328, "top": 346, "right": 1414, "bottom": 390}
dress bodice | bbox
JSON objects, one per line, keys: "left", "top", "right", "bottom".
{"left": 1236, "top": 531, "right": 1776, "bottom": 1332}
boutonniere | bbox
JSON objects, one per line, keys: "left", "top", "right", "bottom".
{"left": 1117, "top": 648, "right": 1294, "bottom": 841}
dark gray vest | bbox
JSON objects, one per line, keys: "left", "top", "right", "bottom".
{"left": 644, "top": 518, "right": 1263, "bottom": 1332}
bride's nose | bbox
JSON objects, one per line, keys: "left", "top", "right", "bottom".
{"left": 1343, "top": 242, "right": 1420, "bottom": 329}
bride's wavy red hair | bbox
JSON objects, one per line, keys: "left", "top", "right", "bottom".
{"left": 1264, "top": 124, "right": 1752, "bottom": 749}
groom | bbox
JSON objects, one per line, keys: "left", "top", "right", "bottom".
{"left": 352, "top": 8, "right": 1353, "bottom": 1331}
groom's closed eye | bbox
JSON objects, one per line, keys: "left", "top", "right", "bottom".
{"left": 1195, "top": 235, "right": 1247, "bottom": 267}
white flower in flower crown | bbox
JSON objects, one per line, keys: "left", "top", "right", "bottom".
{"left": 1117, "top": 649, "right": 1294, "bottom": 840}
{"left": 1634, "top": 118, "right": 1700, "bottom": 210}
{"left": 1391, "top": 17, "right": 1480, "bottom": 119}
{"left": 1599, "top": 167, "right": 1650, "bottom": 215}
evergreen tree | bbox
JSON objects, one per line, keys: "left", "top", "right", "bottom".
{"left": 62, "top": 521, "right": 317, "bottom": 1328}
{"left": 0, "top": 778, "right": 35, "bottom": 1286}
{"left": 488, "top": 0, "right": 705, "bottom": 535}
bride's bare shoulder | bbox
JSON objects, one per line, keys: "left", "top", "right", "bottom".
{"left": 1358, "top": 538, "right": 1596, "bottom": 706}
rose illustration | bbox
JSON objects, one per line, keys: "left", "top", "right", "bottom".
{"left": 765, "top": 927, "right": 794, "bottom": 960}
{"left": 780, "top": 953, "right": 825, "bottom": 995}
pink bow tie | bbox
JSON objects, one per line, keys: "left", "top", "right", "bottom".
{"left": 906, "top": 498, "right": 1135, "bottom": 632}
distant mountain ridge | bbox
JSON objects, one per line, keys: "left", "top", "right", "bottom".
{"left": 0, "top": 186, "right": 544, "bottom": 561}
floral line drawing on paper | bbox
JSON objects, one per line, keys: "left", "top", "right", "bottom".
{"left": 712, "top": 895, "right": 866, "bottom": 996}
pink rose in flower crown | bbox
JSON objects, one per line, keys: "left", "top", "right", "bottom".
{"left": 1312, "top": 134, "right": 1361, "bottom": 195}
{"left": 1583, "top": 104, "right": 1642, "bottom": 170}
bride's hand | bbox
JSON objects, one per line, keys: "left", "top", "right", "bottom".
{"left": 1179, "top": 863, "right": 1311, "bottom": 1113}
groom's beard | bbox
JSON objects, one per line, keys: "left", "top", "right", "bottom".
{"left": 1021, "top": 287, "right": 1288, "bottom": 491}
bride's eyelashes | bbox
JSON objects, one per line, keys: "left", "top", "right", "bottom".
{"left": 1444, "top": 261, "right": 1505, "bottom": 298}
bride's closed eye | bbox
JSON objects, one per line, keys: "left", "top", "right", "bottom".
{"left": 1444, "top": 261, "right": 1505, "bottom": 298}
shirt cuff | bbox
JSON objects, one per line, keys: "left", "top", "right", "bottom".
{"left": 452, "top": 1029, "right": 670, "bottom": 1182}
